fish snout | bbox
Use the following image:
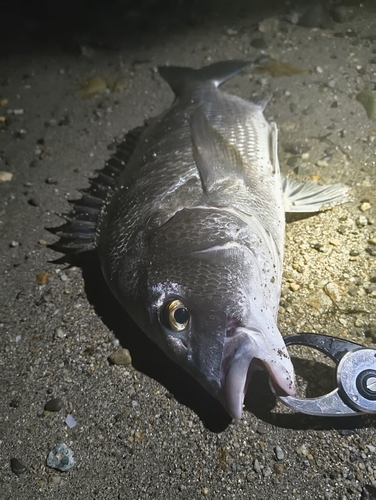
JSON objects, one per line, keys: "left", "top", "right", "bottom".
{"left": 219, "top": 325, "right": 295, "bottom": 420}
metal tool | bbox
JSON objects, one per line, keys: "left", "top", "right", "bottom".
{"left": 276, "top": 333, "right": 376, "bottom": 417}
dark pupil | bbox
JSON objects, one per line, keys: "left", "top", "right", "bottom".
{"left": 174, "top": 307, "right": 189, "bottom": 325}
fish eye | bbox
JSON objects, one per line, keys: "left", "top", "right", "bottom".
{"left": 161, "top": 299, "right": 190, "bottom": 332}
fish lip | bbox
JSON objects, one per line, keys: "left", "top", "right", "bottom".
{"left": 218, "top": 327, "right": 295, "bottom": 420}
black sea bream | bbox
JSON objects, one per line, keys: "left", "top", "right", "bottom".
{"left": 52, "top": 60, "right": 347, "bottom": 419}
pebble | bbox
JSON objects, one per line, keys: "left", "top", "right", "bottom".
{"left": 263, "top": 466, "right": 273, "bottom": 477}
{"left": 324, "top": 282, "right": 342, "bottom": 302}
{"left": 28, "top": 197, "right": 39, "bottom": 207}
{"left": 46, "top": 443, "right": 75, "bottom": 472}
{"left": 10, "top": 457, "right": 27, "bottom": 476}
{"left": 45, "top": 177, "right": 58, "bottom": 185}
{"left": 283, "top": 142, "right": 309, "bottom": 155}
{"left": 258, "top": 18, "right": 279, "bottom": 35}
{"left": 37, "top": 272, "right": 50, "bottom": 285}
{"left": 349, "top": 249, "right": 360, "bottom": 256}
{"left": 10, "top": 240, "right": 19, "bottom": 247}
{"left": 256, "top": 424, "right": 267, "bottom": 434}
{"left": 54, "top": 328, "right": 66, "bottom": 339}
{"left": 310, "top": 241, "right": 325, "bottom": 252}
{"left": 37, "top": 290, "right": 53, "bottom": 305}
{"left": 45, "top": 397, "right": 64, "bottom": 412}
{"left": 108, "top": 347, "right": 132, "bottom": 366}
{"left": 296, "top": 443, "right": 309, "bottom": 456}
{"left": 366, "top": 247, "right": 376, "bottom": 257}
{"left": 294, "top": 165, "right": 314, "bottom": 176}
{"left": 316, "top": 160, "right": 329, "bottom": 168}
{"left": 356, "top": 91, "right": 376, "bottom": 120}
{"left": 360, "top": 202, "right": 372, "bottom": 212}
{"left": 366, "top": 327, "right": 376, "bottom": 343}
{"left": 325, "top": 147, "right": 336, "bottom": 156}
{"left": 289, "top": 283, "right": 300, "bottom": 292}
{"left": 365, "top": 284, "right": 376, "bottom": 296}
{"left": 356, "top": 215, "right": 368, "bottom": 227}
{"left": 253, "top": 458, "right": 262, "bottom": 473}
{"left": 347, "top": 288, "right": 358, "bottom": 297}
{"left": 274, "top": 445, "right": 285, "bottom": 460}
{"left": 0, "top": 171, "right": 13, "bottom": 182}
{"left": 59, "top": 115, "right": 71, "bottom": 126}
{"left": 286, "top": 157, "right": 298, "bottom": 167}
{"left": 306, "top": 290, "right": 332, "bottom": 313}
{"left": 274, "top": 463, "right": 284, "bottom": 474}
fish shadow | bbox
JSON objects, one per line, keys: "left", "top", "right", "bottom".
{"left": 245, "top": 359, "right": 376, "bottom": 431}
{"left": 75, "top": 251, "right": 232, "bottom": 432}
{"left": 58, "top": 251, "right": 376, "bottom": 432}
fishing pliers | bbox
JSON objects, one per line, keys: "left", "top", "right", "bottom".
{"left": 277, "top": 333, "right": 376, "bottom": 417}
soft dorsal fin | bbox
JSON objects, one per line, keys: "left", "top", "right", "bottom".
{"left": 158, "top": 60, "right": 250, "bottom": 97}
{"left": 190, "top": 107, "right": 244, "bottom": 193}
{"left": 48, "top": 125, "right": 145, "bottom": 254}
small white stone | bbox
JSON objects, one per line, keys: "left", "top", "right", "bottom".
{"left": 360, "top": 202, "right": 371, "bottom": 212}
{"left": 0, "top": 171, "right": 13, "bottom": 183}
{"left": 66, "top": 414, "right": 77, "bottom": 428}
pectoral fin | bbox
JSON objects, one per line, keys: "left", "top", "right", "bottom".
{"left": 282, "top": 177, "right": 349, "bottom": 213}
{"left": 190, "top": 107, "right": 245, "bottom": 193}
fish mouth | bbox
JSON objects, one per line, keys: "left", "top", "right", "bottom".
{"left": 218, "top": 326, "right": 295, "bottom": 420}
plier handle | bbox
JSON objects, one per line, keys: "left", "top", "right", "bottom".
{"left": 277, "top": 333, "right": 376, "bottom": 416}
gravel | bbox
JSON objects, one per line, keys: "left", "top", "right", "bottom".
{"left": 1, "top": 1, "right": 376, "bottom": 499}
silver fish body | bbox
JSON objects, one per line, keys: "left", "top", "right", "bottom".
{"left": 92, "top": 61, "right": 347, "bottom": 419}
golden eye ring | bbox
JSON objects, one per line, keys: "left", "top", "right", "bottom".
{"left": 162, "top": 299, "right": 190, "bottom": 331}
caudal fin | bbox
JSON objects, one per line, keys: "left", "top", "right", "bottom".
{"left": 158, "top": 57, "right": 268, "bottom": 97}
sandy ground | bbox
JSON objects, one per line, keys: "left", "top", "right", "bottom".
{"left": 1, "top": 1, "right": 376, "bottom": 498}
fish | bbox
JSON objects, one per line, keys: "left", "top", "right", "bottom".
{"left": 50, "top": 59, "right": 348, "bottom": 420}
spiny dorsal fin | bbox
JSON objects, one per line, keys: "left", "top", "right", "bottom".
{"left": 48, "top": 125, "right": 145, "bottom": 254}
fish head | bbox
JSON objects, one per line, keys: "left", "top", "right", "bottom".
{"left": 129, "top": 208, "right": 295, "bottom": 419}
